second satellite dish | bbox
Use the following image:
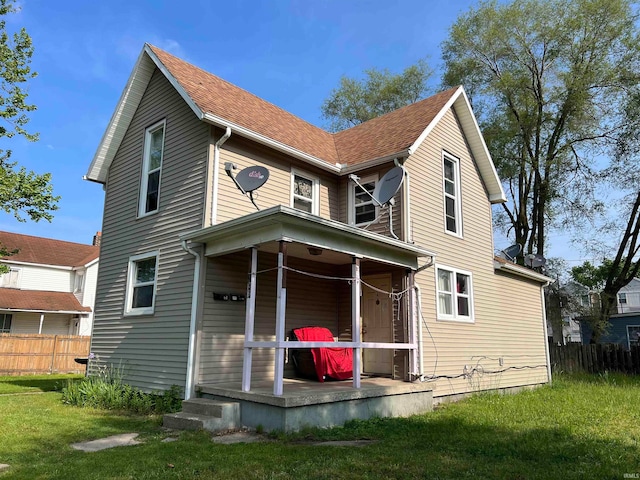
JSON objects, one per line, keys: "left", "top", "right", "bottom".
{"left": 373, "top": 166, "right": 405, "bottom": 206}
{"left": 524, "top": 253, "right": 547, "bottom": 268}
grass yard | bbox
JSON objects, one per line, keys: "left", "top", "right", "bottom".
{"left": 1, "top": 373, "right": 639, "bottom": 479}
{"left": 0, "top": 374, "right": 83, "bottom": 395}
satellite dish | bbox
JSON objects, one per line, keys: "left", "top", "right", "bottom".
{"left": 372, "top": 166, "right": 405, "bottom": 206}
{"left": 524, "top": 253, "right": 547, "bottom": 268}
{"left": 225, "top": 163, "right": 270, "bottom": 210}
{"left": 235, "top": 166, "right": 269, "bottom": 193}
{"left": 502, "top": 244, "right": 522, "bottom": 262}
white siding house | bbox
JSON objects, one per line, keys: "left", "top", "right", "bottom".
{"left": 0, "top": 231, "right": 100, "bottom": 335}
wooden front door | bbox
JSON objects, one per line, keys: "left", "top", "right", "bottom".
{"left": 362, "top": 274, "right": 393, "bottom": 375}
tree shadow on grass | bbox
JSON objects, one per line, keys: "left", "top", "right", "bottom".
{"left": 5, "top": 412, "right": 640, "bottom": 479}
{"left": 0, "top": 374, "right": 82, "bottom": 393}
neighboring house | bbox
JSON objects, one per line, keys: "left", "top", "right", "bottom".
{"left": 616, "top": 278, "right": 640, "bottom": 314}
{"left": 0, "top": 231, "right": 100, "bottom": 336}
{"left": 84, "top": 44, "right": 551, "bottom": 429}
{"left": 580, "top": 313, "right": 640, "bottom": 350}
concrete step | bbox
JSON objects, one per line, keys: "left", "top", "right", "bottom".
{"left": 181, "top": 398, "right": 237, "bottom": 417}
{"left": 163, "top": 399, "right": 240, "bottom": 432}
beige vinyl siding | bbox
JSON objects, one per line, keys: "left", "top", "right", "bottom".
{"left": 408, "top": 107, "right": 547, "bottom": 397}
{"left": 91, "top": 68, "right": 210, "bottom": 393}
{"left": 214, "top": 136, "right": 340, "bottom": 224}
{"left": 199, "top": 251, "right": 349, "bottom": 384}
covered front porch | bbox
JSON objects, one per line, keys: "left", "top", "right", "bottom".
{"left": 182, "top": 206, "right": 435, "bottom": 428}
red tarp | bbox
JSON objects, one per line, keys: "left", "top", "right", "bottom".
{"left": 292, "top": 326, "right": 353, "bottom": 382}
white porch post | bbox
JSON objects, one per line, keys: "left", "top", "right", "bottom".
{"left": 38, "top": 313, "right": 45, "bottom": 334}
{"left": 242, "top": 247, "right": 258, "bottom": 392}
{"left": 408, "top": 271, "right": 419, "bottom": 379}
{"left": 273, "top": 241, "right": 288, "bottom": 396}
{"left": 351, "top": 257, "right": 361, "bottom": 389}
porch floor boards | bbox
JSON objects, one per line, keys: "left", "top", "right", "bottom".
{"left": 197, "top": 376, "right": 433, "bottom": 408}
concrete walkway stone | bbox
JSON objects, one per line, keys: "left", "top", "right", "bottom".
{"left": 0, "top": 464, "right": 10, "bottom": 472}
{"left": 211, "top": 432, "right": 270, "bottom": 444}
{"left": 71, "top": 433, "right": 141, "bottom": 452}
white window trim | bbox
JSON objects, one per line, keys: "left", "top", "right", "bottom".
{"left": 290, "top": 169, "right": 320, "bottom": 215}
{"left": 435, "top": 264, "right": 474, "bottom": 323}
{"left": 627, "top": 325, "right": 640, "bottom": 350}
{"left": 138, "top": 119, "right": 166, "bottom": 218}
{"left": 442, "top": 152, "right": 463, "bottom": 238}
{"left": 124, "top": 251, "right": 159, "bottom": 316}
{"left": 348, "top": 173, "right": 379, "bottom": 226}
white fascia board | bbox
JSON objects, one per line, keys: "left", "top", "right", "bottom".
{"left": 0, "top": 307, "right": 91, "bottom": 315}
{"left": 202, "top": 113, "right": 341, "bottom": 174}
{"left": 85, "top": 44, "right": 205, "bottom": 184}
{"left": 407, "top": 86, "right": 507, "bottom": 205}
{"left": 494, "top": 260, "right": 552, "bottom": 284}
{"left": 82, "top": 258, "right": 99, "bottom": 268}
{"left": 1, "top": 260, "right": 73, "bottom": 271}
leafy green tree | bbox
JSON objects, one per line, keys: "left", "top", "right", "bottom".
{"left": 321, "top": 60, "right": 433, "bottom": 132}
{"left": 0, "top": 0, "right": 59, "bottom": 272}
{"left": 442, "top": 0, "right": 640, "bottom": 257}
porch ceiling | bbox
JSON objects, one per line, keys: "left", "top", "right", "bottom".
{"left": 182, "top": 205, "right": 435, "bottom": 269}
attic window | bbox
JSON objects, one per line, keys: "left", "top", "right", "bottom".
{"left": 139, "top": 120, "right": 166, "bottom": 217}
{"left": 443, "top": 152, "right": 462, "bottom": 237}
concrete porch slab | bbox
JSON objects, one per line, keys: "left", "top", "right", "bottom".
{"left": 198, "top": 377, "right": 433, "bottom": 432}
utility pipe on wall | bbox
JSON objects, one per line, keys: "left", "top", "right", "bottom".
{"left": 182, "top": 240, "right": 203, "bottom": 400}
{"left": 414, "top": 282, "right": 424, "bottom": 380}
{"left": 211, "top": 126, "right": 231, "bottom": 226}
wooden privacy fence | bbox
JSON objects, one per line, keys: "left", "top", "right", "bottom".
{"left": 0, "top": 334, "right": 90, "bottom": 375}
{"left": 548, "top": 342, "right": 640, "bottom": 375}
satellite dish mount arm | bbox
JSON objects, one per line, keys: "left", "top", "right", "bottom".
{"left": 348, "top": 174, "right": 384, "bottom": 207}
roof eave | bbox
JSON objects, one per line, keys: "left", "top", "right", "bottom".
{"left": 338, "top": 150, "right": 411, "bottom": 175}
{"left": 202, "top": 113, "right": 340, "bottom": 173}
{"left": 494, "top": 260, "right": 552, "bottom": 284}
{"left": 407, "top": 86, "right": 506, "bottom": 204}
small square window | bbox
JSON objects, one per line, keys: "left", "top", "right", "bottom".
{"left": 125, "top": 252, "right": 159, "bottom": 316}
{"left": 0, "top": 268, "right": 20, "bottom": 288}
{"left": 436, "top": 266, "right": 473, "bottom": 322}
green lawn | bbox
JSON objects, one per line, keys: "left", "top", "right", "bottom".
{"left": 0, "top": 374, "right": 83, "bottom": 395}
{"left": 1, "top": 373, "right": 639, "bottom": 479}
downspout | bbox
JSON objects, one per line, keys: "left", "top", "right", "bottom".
{"left": 541, "top": 282, "right": 552, "bottom": 386}
{"left": 182, "top": 239, "right": 203, "bottom": 400}
{"left": 414, "top": 282, "right": 424, "bottom": 380}
{"left": 211, "top": 126, "right": 232, "bottom": 226}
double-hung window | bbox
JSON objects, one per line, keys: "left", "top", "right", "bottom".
{"left": 291, "top": 171, "right": 319, "bottom": 215}
{"left": 351, "top": 174, "right": 377, "bottom": 225}
{"left": 443, "top": 153, "right": 462, "bottom": 236}
{"left": 0, "top": 313, "right": 11, "bottom": 333}
{"left": 139, "top": 120, "right": 166, "bottom": 217}
{"left": 125, "top": 252, "right": 159, "bottom": 316}
{"left": 436, "top": 266, "right": 473, "bottom": 322}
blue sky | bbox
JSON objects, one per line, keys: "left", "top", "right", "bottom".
{"left": 0, "top": 0, "right": 582, "bottom": 263}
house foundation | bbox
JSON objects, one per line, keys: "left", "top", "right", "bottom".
{"left": 198, "top": 377, "right": 433, "bottom": 432}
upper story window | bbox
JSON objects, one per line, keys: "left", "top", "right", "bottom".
{"left": 0, "top": 267, "right": 20, "bottom": 289}
{"left": 0, "top": 313, "right": 11, "bottom": 333}
{"left": 74, "top": 271, "right": 85, "bottom": 294}
{"left": 350, "top": 174, "right": 378, "bottom": 225}
{"left": 291, "top": 171, "right": 319, "bottom": 215}
{"left": 443, "top": 153, "right": 462, "bottom": 236}
{"left": 619, "top": 293, "right": 627, "bottom": 304}
{"left": 139, "top": 120, "right": 166, "bottom": 217}
{"left": 436, "top": 265, "right": 474, "bottom": 323}
{"left": 124, "top": 252, "right": 159, "bottom": 316}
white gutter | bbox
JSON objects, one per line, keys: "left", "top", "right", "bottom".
{"left": 181, "top": 240, "right": 203, "bottom": 400}
{"left": 211, "top": 126, "right": 231, "bottom": 225}
{"left": 540, "top": 283, "right": 552, "bottom": 386}
{"left": 203, "top": 113, "right": 341, "bottom": 174}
